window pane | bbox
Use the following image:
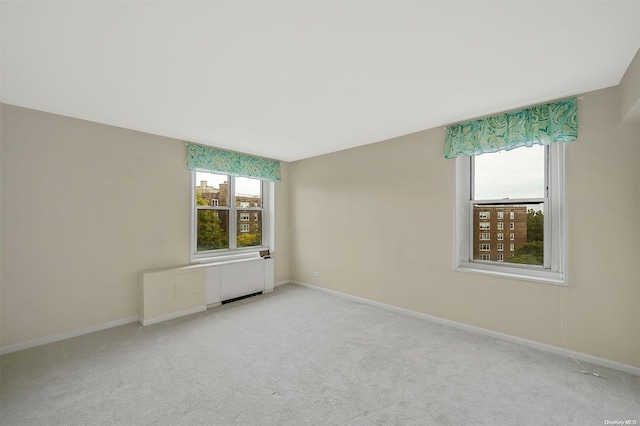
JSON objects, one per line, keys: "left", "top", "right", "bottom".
{"left": 237, "top": 210, "right": 262, "bottom": 248}
{"left": 195, "top": 172, "right": 229, "bottom": 207}
{"left": 197, "top": 210, "right": 229, "bottom": 251}
{"left": 473, "top": 204, "right": 543, "bottom": 266}
{"left": 474, "top": 145, "right": 545, "bottom": 200}
{"left": 235, "top": 177, "right": 262, "bottom": 208}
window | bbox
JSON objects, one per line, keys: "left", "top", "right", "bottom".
{"left": 480, "top": 254, "right": 491, "bottom": 261}
{"left": 497, "top": 211, "right": 504, "bottom": 220}
{"left": 497, "top": 254, "right": 504, "bottom": 262}
{"left": 479, "top": 243, "right": 490, "bottom": 251}
{"left": 192, "top": 172, "right": 273, "bottom": 259}
{"left": 497, "top": 233, "right": 504, "bottom": 241}
{"left": 454, "top": 143, "right": 567, "bottom": 285}
{"left": 479, "top": 233, "right": 490, "bottom": 240}
{"left": 479, "top": 211, "right": 490, "bottom": 219}
{"left": 497, "top": 243, "right": 503, "bottom": 251}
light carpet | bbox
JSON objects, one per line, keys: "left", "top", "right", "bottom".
{"left": 1, "top": 284, "right": 639, "bottom": 425}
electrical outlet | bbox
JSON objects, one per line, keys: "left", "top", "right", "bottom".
{"left": 313, "top": 271, "right": 320, "bottom": 277}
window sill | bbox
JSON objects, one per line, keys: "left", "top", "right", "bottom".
{"left": 191, "top": 247, "right": 270, "bottom": 265}
{"left": 455, "top": 261, "right": 566, "bottom": 286}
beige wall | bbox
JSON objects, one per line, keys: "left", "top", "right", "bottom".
{"left": 0, "top": 105, "right": 290, "bottom": 348}
{"left": 289, "top": 85, "right": 640, "bottom": 368}
{"left": 619, "top": 48, "right": 640, "bottom": 124}
{"left": 274, "top": 161, "right": 291, "bottom": 283}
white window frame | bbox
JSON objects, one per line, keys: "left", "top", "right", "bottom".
{"left": 479, "top": 222, "right": 490, "bottom": 230}
{"left": 497, "top": 243, "right": 503, "bottom": 251}
{"left": 480, "top": 254, "right": 490, "bottom": 261}
{"left": 453, "top": 143, "right": 567, "bottom": 285}
{"left": 191, "top": 173, "right": 275, "bottom": 262}
{"left": 479, "top": 233, "right": 490, "bottom": 241}
{"left": 240, "top": 223, "right": 250, "bottom": 233}
{"left": 497, "top": 222, "right": 504, "bottom": 230}
{"left": 211, "top": 199, "right": 218, "bottom": 207}
{"left": 497, "top": 233, "right": 504, "bottom": 241}
{"left": 497, "top": 254, "right": 504, "bottom": 262}
{"left": 479, "top": 243, "right": 490, "bottom": 251}
{"left": 479, "top": 211, "right": 490, "bottom": 219}
{"left": 497, "top": 211, "right": 504, "bottom": 220}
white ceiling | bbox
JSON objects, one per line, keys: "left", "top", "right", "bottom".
{"left": 2, "top": 1, "right": 639, "bottom": 162}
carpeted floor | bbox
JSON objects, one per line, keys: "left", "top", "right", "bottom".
{"left": 1, "top": 284, "right": 639, "bottom": 426}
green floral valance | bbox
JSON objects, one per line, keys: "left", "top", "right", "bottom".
{"left": 186, "top": 144, "right": 281, "bottom": 182}
{"left": 444, "top": 97, "right": 578, "bottom": 159}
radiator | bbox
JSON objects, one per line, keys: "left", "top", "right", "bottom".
{"left": 140, "top": 257, "right": 275, "bottom": 326}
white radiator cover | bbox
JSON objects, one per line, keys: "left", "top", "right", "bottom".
{"left": 205, "top": 258, "right": 275, "bottom": 304}
{"left": 140, "top": 257, "right": 274, "bottom": 325}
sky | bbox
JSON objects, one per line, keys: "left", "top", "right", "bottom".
{"left": 195, "top": 172, "right": 261, "bottom": 197}
{"left": 473, "top": 145, "right": 545, "bottom": 200}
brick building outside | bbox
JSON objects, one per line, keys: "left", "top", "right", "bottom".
{"left": 196, "top": 180, "right": 262, "bottom": 238}
{"left": 472, "top": 205, "right": 527, "bottom": 263}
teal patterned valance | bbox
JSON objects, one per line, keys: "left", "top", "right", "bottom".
{"left": 186, "top": 144, "right": 281, "bottom": 182}
{"left": 444, "top": 97, "right": 578, "bottom": 159}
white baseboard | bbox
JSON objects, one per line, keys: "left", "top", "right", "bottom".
{"left": 291, "top": 280, "right": 640, "bottom": 377}
{"left": 0, "top": 316, "right": 141, "bottom": 355}
{"left": 274, "top": 279, "right": 291, "bottom": 287}
{"left": 141, "top": 305, "right": 207, "bottom": 326}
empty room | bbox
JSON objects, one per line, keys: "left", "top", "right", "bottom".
{"left": 1, "top": 1, "right": 639, "bottom": 425}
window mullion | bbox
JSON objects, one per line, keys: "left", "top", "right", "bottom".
{"left": 229, "top": 175, "right": 237, "bottom": 250}
{"left": 470, "top": 156, "right": 474, "bottom": 200}
{"left": 543, "top": 146, "right": 550, "bottom": 269}
{"left": 191, "top": 172, "right": 197, "bottom": 256}
{"left": 468, "top": 199, "right": 474, "bottom": 262}
{"left": 543, "top": 199, "right": 550, "bottom": 268}
{"left": 260, "top": 180, "right": 265, "bottom": 248}
{"left": 472, "top": 198, "right": 546, "bottom": 205}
